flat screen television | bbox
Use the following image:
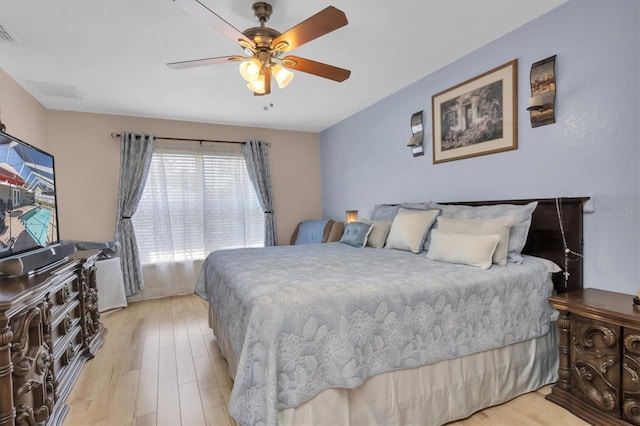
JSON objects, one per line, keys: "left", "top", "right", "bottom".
{"left": 0, "top": 131, "right": 62, "bottom": 273}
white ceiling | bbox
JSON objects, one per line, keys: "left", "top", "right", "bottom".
{"left": 0, "top": 0, "right": 565, "bottom": 133}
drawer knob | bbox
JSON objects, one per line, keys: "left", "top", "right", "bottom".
{"left": 63, "top": 343, "right": 76, "bottom": 366}
{"left": 57, "top": 285, "right": 71, "bottom": 304}
{"left": 60, "top": 314, "right": 72, "bottom": 335}
{"left": 623, "top": 362, "right": 640, "bottom": 382}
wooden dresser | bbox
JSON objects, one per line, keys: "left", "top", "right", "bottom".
{"left": 0, "top": 250, "right": 106, "bottom": 426}
{"left": 547, "top": 288, "right": 640, "bottom": 425}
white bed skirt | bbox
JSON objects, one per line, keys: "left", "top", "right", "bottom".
{"left": 209, "top": 305, "right": 558, "bottom": 426}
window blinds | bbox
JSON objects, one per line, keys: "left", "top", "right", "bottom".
{"left": 132, "top": 141, "right": 264, "bottom": 264}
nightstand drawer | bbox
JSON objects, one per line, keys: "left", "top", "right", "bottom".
{"left": 569, "top": 315, "right": 620, "bottom": 416}
{"left": 623, "top": 327, "right": 640, "bottom": 423}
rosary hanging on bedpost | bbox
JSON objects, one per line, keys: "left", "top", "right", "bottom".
{"left": 555, "top": 198, "right": 584, "bottom": 289}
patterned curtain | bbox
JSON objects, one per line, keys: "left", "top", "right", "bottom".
{"left": 242, "top": 140, "right": 277, "bottom": 246}
{"left": 116, "top": 132, "right": 155, "bottom": 296}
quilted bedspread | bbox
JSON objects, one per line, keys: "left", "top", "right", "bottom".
{"left": 194, "top": 243, "right": 554, "bottom": 426}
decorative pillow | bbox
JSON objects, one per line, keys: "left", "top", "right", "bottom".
{"left": 370, "top": 204, "right": 400, "bottom": 221}
{"left": 339, "top": 222, "right": 374, "bottom": 248}
{"left": 294, "top": 219, "right": 329, "bottom": 245}
{"left": 426, "top": 230, "right": 501, "bottom": 269}
{"left": 436, "top": 216, "right": 515, "bottom": 266}
{"left": 425, "top": 201, "right": 538, "bottom": 263}
{"left": 360, "top": 219, "right": 392, "bottom": 248}
{"left": 400, "top": 202, "right": 428, "bottom": 210}
{"left": 385, "top": 208, "right": 440, "bottom": 253}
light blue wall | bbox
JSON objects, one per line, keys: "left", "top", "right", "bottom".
{"left": 320, "top": 0, "right": 640, "bottom": 294}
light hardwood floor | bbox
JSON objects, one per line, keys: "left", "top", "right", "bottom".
{"left": 63, "top": 294, "right": 588, "bottom": 426}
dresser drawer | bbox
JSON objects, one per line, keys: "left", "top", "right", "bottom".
{"left": 52, "top": 326, "right": 84, "bottom": 386}
{"left": 51, "top": 299, "right": 82, "bottom": 348}
{"left": 49, "top": 275, "right": 80, "bottom": 311}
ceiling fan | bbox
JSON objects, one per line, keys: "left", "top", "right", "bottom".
{"left": 168, "top": 0, "right": 351, "bottom": 96}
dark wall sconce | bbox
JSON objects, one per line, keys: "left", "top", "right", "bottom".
{"left": 407, "top": 110, "right": 424, "bottom": 157}
{"left": 527, "top": 55, "right": 556, "bottom": 128}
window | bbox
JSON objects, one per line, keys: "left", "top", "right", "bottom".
{"left": 132, "top": 141, "right": 264, "bottom": 264}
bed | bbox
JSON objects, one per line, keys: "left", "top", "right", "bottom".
{"left": 194, "top": 197, "right": 587, "bottom": 426}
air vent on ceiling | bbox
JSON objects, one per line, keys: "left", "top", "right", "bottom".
{"left": 0, "top": 23, "right": 16, "bottom": 42}
{"left": 26, "top": 81, "right": 82, "bottom": 99}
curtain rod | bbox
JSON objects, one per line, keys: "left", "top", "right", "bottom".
{"left": 110, "top": 132, "right": 269, "bottom": 146}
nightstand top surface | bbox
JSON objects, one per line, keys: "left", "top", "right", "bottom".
{"left": 549, "top": 288, "right": 640, "bottom": 326}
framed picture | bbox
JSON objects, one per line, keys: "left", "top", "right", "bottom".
{"left": 432, "top": 59, "right": 517, "bottom": 164}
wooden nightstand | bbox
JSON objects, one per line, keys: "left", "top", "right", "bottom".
{"left": 547, "top": 288, "right": 640, "bottom": 425}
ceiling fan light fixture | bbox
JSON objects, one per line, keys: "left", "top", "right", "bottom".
{"left": 239, "top": 58, "right": 262, "bottom": 82}
{"left": 272, "top": 63, "right": 293, "bottom": 89}
{"left": 247, "top": 75, "right": 266, "bottom": 94}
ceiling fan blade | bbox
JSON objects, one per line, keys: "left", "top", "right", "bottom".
{"left": 271, "top": 6, "right": 347, "bottom": 53}
{"left": 282, "top": 56, "right": 351, "bottom": 82}
{"left": 167, "top": 55, "right": 244, "bottom": 69}
{"left": 174, "top": 0, "right": 255, "bottom": 49}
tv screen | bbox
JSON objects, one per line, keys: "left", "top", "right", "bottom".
{"left": 0, "top": 132, "right": 59, "bottom": 260}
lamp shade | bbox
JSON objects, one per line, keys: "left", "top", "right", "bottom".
{"left": 345, "top": 210, "right": 358, "bottom": 224}
{"left": 272, "top": 63, "right": 294, "bottom": 89}
{"left": 247, "top": 75, "right": 266, "bottom": 94}
{"left": 239, "top": 58, "right": 262, "bottom": 82}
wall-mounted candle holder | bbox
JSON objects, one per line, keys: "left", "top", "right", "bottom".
{"left": 527, "top": 55, "right": 556, "bottom": 128}
{"left": 407, "top": 110, "right": 424, "bottom": 157}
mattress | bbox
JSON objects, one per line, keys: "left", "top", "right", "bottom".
{"left": 195, "top": 243, "right": 557, "bottom": 425}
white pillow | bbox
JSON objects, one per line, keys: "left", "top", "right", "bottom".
{"left": 360, "top": 218, "right": 392, "bottom": 248}
{"left": 436, "top": 216, "right": 514, "bottom": 266}
{"left": 385, "top": 208, "right": 440, "bottom": 253}
{"left": 426, "top": 230, "right": 500, "bottom": 269}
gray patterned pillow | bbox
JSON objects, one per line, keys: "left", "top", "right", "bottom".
{"left": 370, "top": 204, "right": 400, "bottom": 221}
{"left": 339, "top": 222, "right": 374, "bottom": 248}
{"left": 424, "top": 201, "right": 538, "bottom": 263}
{"left": 371, "top": 202, "right": 429, "bottom": 222}
{"left": 400, "top": 202, "right": 428, "bottom": 210}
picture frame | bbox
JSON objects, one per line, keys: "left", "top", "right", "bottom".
{"left": 431, "top": 59, "right": 517, "bottom": 164}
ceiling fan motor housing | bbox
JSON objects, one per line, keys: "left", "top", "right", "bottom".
{"left": 243, "top": 2, "right": 284, "bottom": 54}
{"left": 243, "top": 27, "right": 281, "bottom": 52}
{"left": 252, "top": 2, "right": 273, "bottom": 23}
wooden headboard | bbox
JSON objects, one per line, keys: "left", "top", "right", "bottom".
{"left": 442, "top": 197, "right": 588, "bottom": 294}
